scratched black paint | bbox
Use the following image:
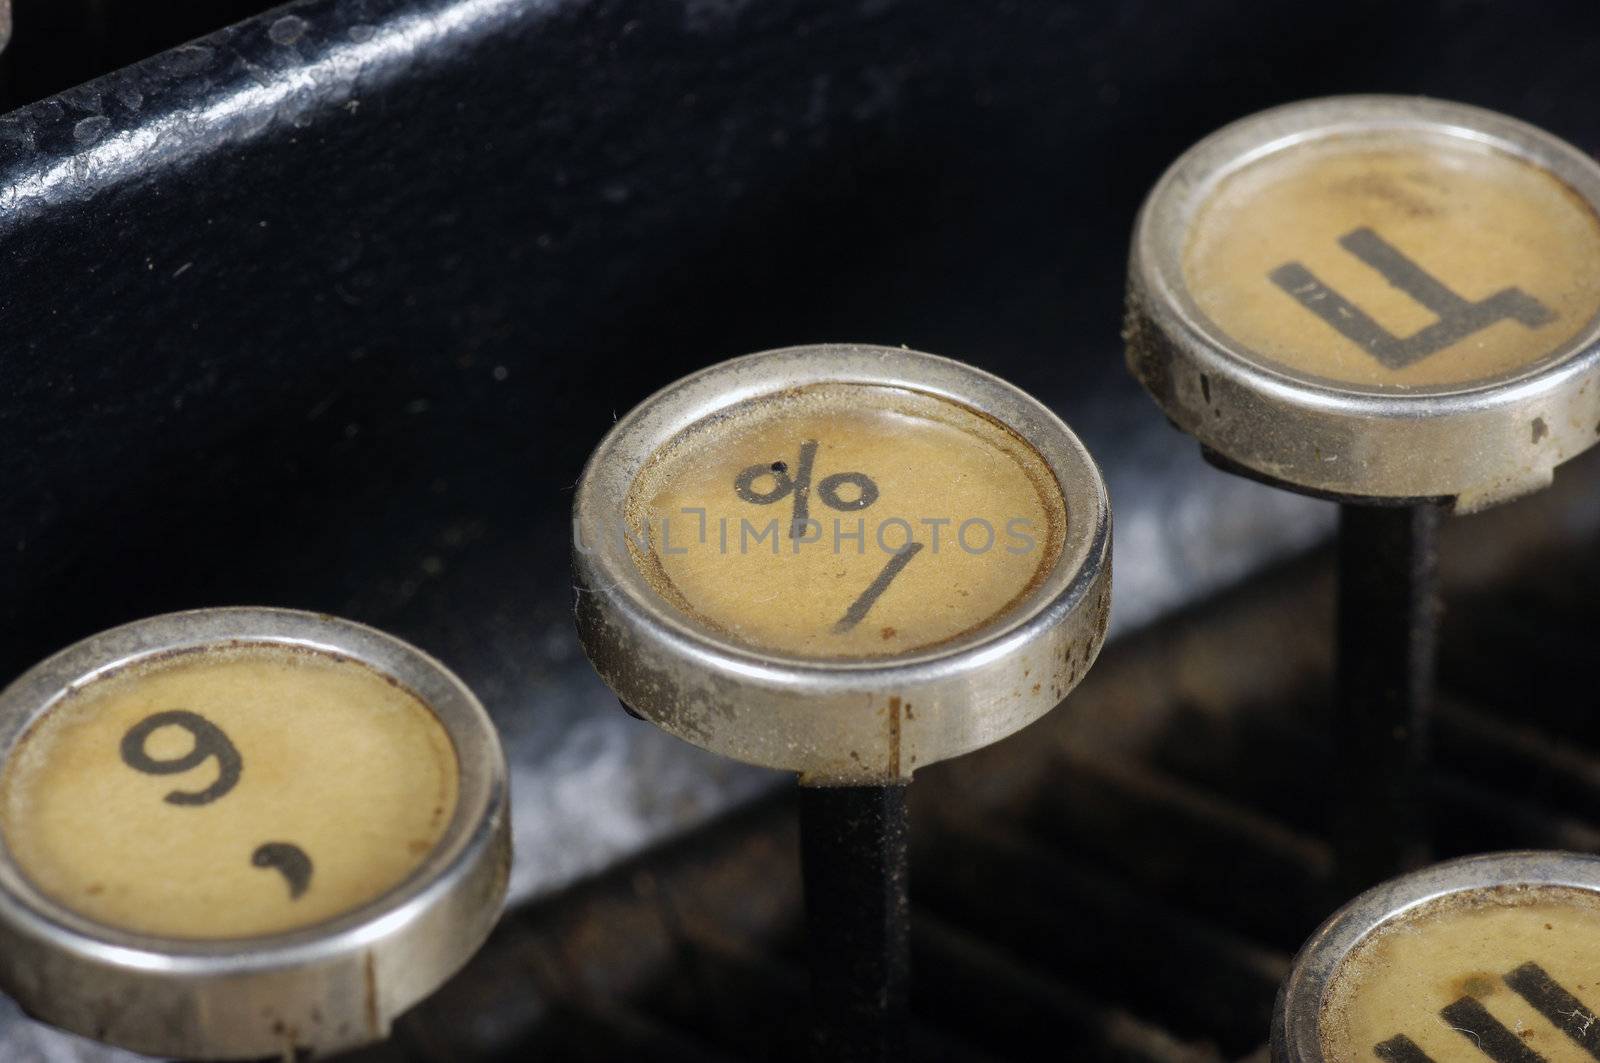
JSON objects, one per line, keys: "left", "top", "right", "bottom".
{"left": 15, "top": 0, "right": 1600, "bottom": 696}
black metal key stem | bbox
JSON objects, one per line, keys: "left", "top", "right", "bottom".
{"left": 798, "top": 783, "right": 910, "bottom": 1063}
{"left": 1335, "top": 502, "right": 1440, "bottom": 892}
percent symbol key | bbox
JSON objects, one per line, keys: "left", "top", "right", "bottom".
{"left": 574, "top": 343, "right": 1113, "bottom": 1063}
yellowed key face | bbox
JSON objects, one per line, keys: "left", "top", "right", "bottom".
{"left": 1184, "top": 133, "right": 1600, "bottom": 390}
{"left": 1321, "top": 887, "right": 1600, "bottom": 1061}
{"left": 0, "top": 646, "right": 460, "bottom": 940}
{"left": 624, "top": 383, "right": 1067, "bottom": 660}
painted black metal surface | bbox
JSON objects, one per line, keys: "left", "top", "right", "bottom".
{"left": 1, "top": 0, "right": 281, "bottom": 108}
{"left": 800, "top": 784, "right": 911, "bottom": 1063}
{"left": 15, "top": 0, "right": 1600, "bottom": 690}
{"left": 1335, "top": 503, "right": 1441, "bottom": 891}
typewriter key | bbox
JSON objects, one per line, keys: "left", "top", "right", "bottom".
{"left": 1125, "top": 96, "right": 1600, "bottom": 889}
{"left": 1274, "top": 851, "right": 1600, "bottom": 1063}
{"left": 0, "top": 608, "right": 509, "bottom": 1060}
{"left": 573, "top": 343, "right": 1111, "bottom": 1061}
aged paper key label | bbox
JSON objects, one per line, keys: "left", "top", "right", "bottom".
{"left": 624, "top": 383, "right": 1067, "bottom": 660}
{"left": 0, "top": 646, "right": 459, "bottom": 939}
{"left": 1184, "top": 134, "right": 1600, "bottom": 390}
{"left": 1322, "top": 887, "right": 1600, "bottom": 1062}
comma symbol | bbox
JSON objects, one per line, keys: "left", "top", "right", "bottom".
{"left": 252, "top": 842, "right": 313, "bottom": 899}
{"left": 1269, "top": 227, "right": 1555, "bottom": 369}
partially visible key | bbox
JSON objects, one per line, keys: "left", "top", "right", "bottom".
{"left": 1275, "top": 851, "right": 1600, "bottom": 1063}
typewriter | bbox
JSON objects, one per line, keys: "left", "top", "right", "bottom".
{"left": 4, "top": 1, "right": 1600, "bottom": 1061}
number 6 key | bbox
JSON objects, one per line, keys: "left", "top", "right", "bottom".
{"left": 0, "top": 608, "right": 510, "bottom": 1060}
{"left": 572, "top": 343, "right": 1112, "bottom": 1061}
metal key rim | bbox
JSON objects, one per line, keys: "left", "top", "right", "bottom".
{"left": 0, "top": 607, "right": 510, "bottom": 1058}
{"left": 1272, "top": 850, "right": 1600, "bottom": 1063}
{"left": 572, "top": 343, "right": 1112, "bottom": 781}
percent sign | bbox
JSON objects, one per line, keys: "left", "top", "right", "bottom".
{"left": 733, "top": 439, "right": 925, "bottom": 634}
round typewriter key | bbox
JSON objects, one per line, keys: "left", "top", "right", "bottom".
{"left": 574, "top": 343, "right": 1111, "bottom": 1061}
{"left": 0, "top": 608, "right": 509, "bottom": 1060}
{"left": 1125, "top": 97, "right": 1600, "bottom": 890}
{"left": 574, "top": 344, "right": 1110, "bottom": 782}
{"left": 1274, "top": 851, "right": 1600, "bottom": 1063}
{"left": 1127, "top": 95, "right": 1600, "bottom": 508}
